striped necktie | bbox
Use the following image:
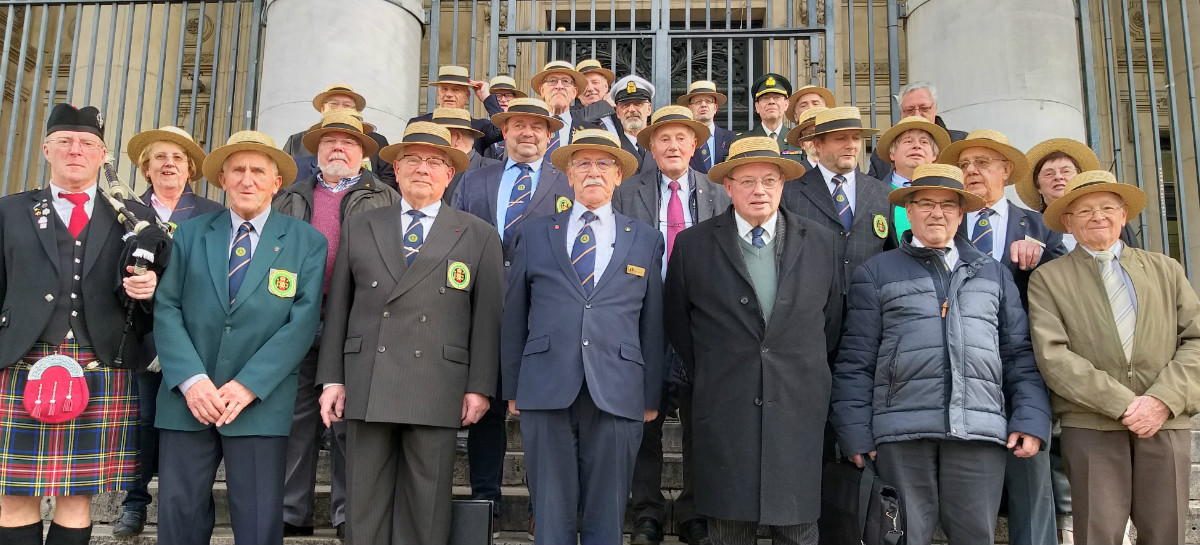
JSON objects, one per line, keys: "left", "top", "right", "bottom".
{"left": 572, "top": 211, "right": 598, "bottom": 295}
{"left": 504, "top": 163, "right": 533, "bottom": 239}
{"left": 547, "top": 116, "right": 563, "bottom": 153}
{"left": 972, "top": 208, "right": 995, "bottom": 257}
{"left": 1095, "top": 251, "right": 1135, "bottom": 360}
{"left": 228, "top": 221, "right": 253, "bottom": 305}
{"left": 831, "top": 174, "right": 853, "bottom": 234}
{"left": 404, "top": 210, "right": 425, "bottom": 266}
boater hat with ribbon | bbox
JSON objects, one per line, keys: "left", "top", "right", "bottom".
{"left": 489, "top": 97, "right": 565, "bottom": 132}
{"left": 1042, "top": 170, "right": 1146, "bottom": 233}
{"left": 874, "top": 116, "right": 952, "bottom": 162}
{"left": 301, "top": 109, "right": 381, "bottom": 157}
{"left": 887, "top": 163, "right": 985, "bottom": 212}
{"left": 531, "top": 60, "right": 587, "bottom": 94}
{"left": 1018, "top": 138, "right": 1101, "bottom": 210}
{"left": 431, "top": 107, "right": 485, "bottom": 139}
{"left": 936, "top": 129, "right": 1030, "bottom": 187}
{"left": 311, "top": 83, "right": 366, "bottom": 112}
{"left": 708, "top": 136, "right": 807, "bottom": 183}
{"left": 549, "top": 128, "right": 640, "bottom": 176}
{"left": 808, "top": 106, "right": 879, "bottom": 139}
{"left": 126, "top": 125, "right": 207, "bottom": 181}
{"left": 784, "top": 106, "right": 829, "bottom": 148}
{"left": 427, "top": 65, "right": 475, "bottom": 88}
{"left": 676, "top": 80, "right": 728, "bottom": 107}
{"left": 488, "top": 75, "right": 528, "bottom": 99}
{"left": 575, "top": 59, "right": 615, "bottom": 85}
{"left": 378, "top": 122, "right": 470, "bottom": 173}
{"left": 785, "top": 85, "right": 837, "bottom": 123}
{"left": 203, "top": 131, "right": 298, "bottom": 189}
{"left": 637, "top": 105, "right": 711, "bottom": 148}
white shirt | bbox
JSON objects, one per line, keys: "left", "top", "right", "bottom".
{"left": 911, "top": 237, "right": 961, "bottom": 270}
{"left": 600, "top": 116, "right": 619, "bottom": 138}
{"left": 734, "top": 210, "right": 778, "bottom": 246}
{"left": 625, "top": 133, "right": 640, "bottom": 153}
{"left": 150, "top": 193, "right": 174, "bottom": 223}
{"left": 1081, "top": 239, "right": 1138, "bottom": 313}
{"left": 705, "top": 122, "right": 718, "bottom": 161}
{"left": 817, "top": 163, "right": 857, "bottom": 213}
{"left": 967, "top": 197, "right": 1010, "bottom": 261}
{"left": 400, "top": 198, "right": 441, "bottom": 235}
{"left": 760, "top": 122, "right": 784, "bottom": 141}
{"left": 566, "top": 201, "right": 616, "bottom": 284}
{"left": 48, "top": 181, "right": 97, "bottom": 225}
{"left": 556, "top": 110, "right": 574, "bottom": 146}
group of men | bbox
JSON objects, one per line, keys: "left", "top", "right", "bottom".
{"left": 0, "top": 57, "right": 1196, "bottom": 545}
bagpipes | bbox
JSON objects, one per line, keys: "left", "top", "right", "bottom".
{"left": 99, "top": 155, "right": 174, "bottom": 367}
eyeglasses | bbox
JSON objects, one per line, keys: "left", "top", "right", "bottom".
{"left": 1038, "top": 166, "right": 1078, "bottom": 180}
{"left": 570, "top": 159, "right": 617, "bottom": 172}
{"left": 901, "top": 105, "right": 934, "bottom": 116}
{"left": 757, "top": 94, "right": 787, "bottom": 104}
{"left": 151, "top": 152, "right": 188, "bottom": 164}
{"left": 48, "top": 136, "right": 103, "bottom": 152}
{"left": 690, "top": 97, "right": 717, "bottom": 106}
{"left": 323, "top": 100, "right": 357, "bottom": 110}
{"left": 1066, "top": 204, "right": 1125, "bottom": 219}
{"left": 956, "top": 157, "right": 1007, "bottom": 171}
{"left": 319, "top": 136, "right": 362, "bottom": 149}
{"left": 543, "top": 77, "right": 576, "bottom": 88}
{"left": 399, "top": 154, "right": 449, "bottom": 169}
{"left": 731, "top": 177, "right": 783, "bottom": 189}
{"left": 909, "top": 199, "right": 961, "bottom": 213}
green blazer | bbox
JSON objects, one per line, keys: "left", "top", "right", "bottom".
{"left": 154, "top": 209, "right": 327, "bottom": 436}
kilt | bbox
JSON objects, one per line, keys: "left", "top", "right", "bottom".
{"left": 0, "top": 341, "right": 139, "bottom": 496}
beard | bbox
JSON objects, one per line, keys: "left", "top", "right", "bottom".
{"left": 624, "top": 116, "right": 647, "bottom": 133}
{"left": 321, "top": 161, "right": 359, "bottom": 179}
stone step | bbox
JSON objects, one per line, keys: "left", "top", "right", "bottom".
{"left": 87, "top": 525, "right": 701, "bottom": 544}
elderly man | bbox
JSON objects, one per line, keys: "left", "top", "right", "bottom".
{"left": 482, "top": 75, "right": 526, "bottom": 160}
{"left": 786, "top": 85, "right": 835, "bottom": 127}
{"left": 738, "top": 73, "right": 805, "bottom": 161}
{"left": 611, "top": 75, "right": 656, "bottom": 172}
{"left": 938, "top": 128, "right": 1066, "bottom": 545}
{"left": 0, "top": 104, "right": 158, "bottom": 545}
{"left": 154, "top": 131, "right": 326, "bottom": 545}
{"left": 577, "top": 58, "right": 615, "bottom": 107}
{"left": 679, "top": 80, "right": 735, "bottom": 173}
{"left": 782, "top": 106, "right": 896, "bottom": 293}
{"left": 283, "top": 84, "right": 395, "bottom": 188}
{"left": 871, "top": 116, "right": 951, "bottom": 242}
{"left": 665, "top": 137, "right": 837, "bottom": 545}
{"left": 1028, "top": 171, "right": 1200, "bottom": 545}
{"left": 273, "top": 109, "right": 400, "bottom": 539}
{"left": 869, "top": 81, "right": 967, "bottom": 178}
{"left": 831, "top": 163, "right": 1052, "bottom": 545}
{"left": 502, "top": 128, "right": 664, "bottom": 545}
{"left": 613, "top": 105, "right": 727, "bottom": 545}
{"left": 317, "top": 122, "right": 503, "bottom": 545}
{"left": 531, "top": 61, "right": 591, "bottom": 152}
{"left": 112, "top": 125, "right": 224, "bottom": 538}
{"left": 435, "top": 107, "right": 501, "bottom": 204}
{"left": 408, "top": 66, "right": 505, "bottom": 154}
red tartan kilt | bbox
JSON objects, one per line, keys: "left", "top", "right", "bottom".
{"left": 0, "top": 342, "right": 139, "bottom": 496}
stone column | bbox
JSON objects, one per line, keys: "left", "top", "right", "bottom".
{"left": 256, "top": 0, "right": 424, "bottom": 146}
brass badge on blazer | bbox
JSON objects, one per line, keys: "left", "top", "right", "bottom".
{"left": 872, "top": 214, "right": 889, "bottom": 239}
{"left": 268, "top": 269, "right": 297, "bottom": 298}
{"left": 626, "top": 264, "right": 646, "bottom": 277}
{"left": 447, "top": 260, "right": 471, "bottom": 290}
{"left": 555, "top": 195, "right": 573, "bottom": 213}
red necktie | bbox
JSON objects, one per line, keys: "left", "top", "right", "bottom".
{"left": 666, "top": 180, "right": 685, "bottom": 258}
{"left": 59, "top": 192, "right": 90, "bottom": 238}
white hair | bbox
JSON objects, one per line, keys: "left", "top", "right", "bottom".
{"left": 899, "top": 81, "right": 938, "bottom": 104}
{"left": 887, "top": 128, "right": 942, "bottom": 156}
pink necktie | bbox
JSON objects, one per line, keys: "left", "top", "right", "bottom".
{"left": 667, "top": 180, "right": 685, "bottom": 258}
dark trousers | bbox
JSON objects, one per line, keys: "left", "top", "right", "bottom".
{"left": 875, "top": 439, "right": 1007, "bottom": 545}
{"left": 122, "top": 370, "right": 161, "bottom": 512}
{"left": 157, "top": 428, "right": 288, "bottom": 545}
{"left": 1003, "top": 448, "right": 1058, "bottom": 545}
{"left": 522, "top": 386, "right": 642, "bottom": 545}
{"left": 630, "top": 384, "right": 698, "bottom": 524}
{"left": 707, "top": 518, "right": 817, "bottom": 545}
{"left": 345, "top": 420, "right": 457, "bottom": 545}
{"left": 1060, "top": 427, "right": 1189, "bottom": 545}
{"left": 283, "top": 346, "right": 347, "bottom": 527}
{"left": 468, "top": 399, "right": 507, "bottom": 515}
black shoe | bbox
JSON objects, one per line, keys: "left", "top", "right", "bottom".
{"left": 335, "top": 523, "right": 345, "bottom": 539}
{"left": 492, "top": 515, "right": 501, "bottom": 539}
{"left": 631, "top": 517, "right": 663, "bottom": 545}
{"left": 112, "top": 509, "right": 146, "bottom": 538}
{"left": 677, "top": 518, "right": 712, "bottom": 545}
{"left": 283, "top": 522, "right": 314, "bottom": 537}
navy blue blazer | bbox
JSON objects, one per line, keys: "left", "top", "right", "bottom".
{"left": 410, "top": 94, "right": 506, "bottom": 155}
{"left": 689, "top": 126, "right": 734, "bottom": 174}
{"left": 451, "top": 160, "right": 575, "bottom": 262}
{"left": 956, "top": 199, "right": 1067, "bottom": 302}
{"left": 501, "top": 210, "right": 666, "bottom": 420}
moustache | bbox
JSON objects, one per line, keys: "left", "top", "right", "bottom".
{"left": 582, "top": 177, "right": 606, "bottom": 188}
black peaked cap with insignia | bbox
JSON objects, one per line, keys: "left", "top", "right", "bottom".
{"left": 751, "top": 73, "right": 792, "bottom": 100}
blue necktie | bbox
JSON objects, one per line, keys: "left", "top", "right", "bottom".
{"left": 972, "top": 208, "right": 994, "bottom": 258}
{"left": 703, "top": 138, "right": 714, "bottom": 171}
{"left": 832, "top": 174, "right": 853, "bottom": 234}
{"left": 751, "top": 226, "right": 766, "bottom": 249}
{"left": 547, "top": 116, "right": 563, "bottom": 154}
{"left": 404, "top": 209, "right": 425, "bottom": 266}
{"left": 228, "top": 221, "right": 253, "bottom": 306}
{"left": 572, "top": 211, "right": 598, "bottom": 295}
{"left": 504, "top": 163, "right": 533, "bottom": 240}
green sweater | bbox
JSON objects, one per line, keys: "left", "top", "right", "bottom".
{"left": 739, "top": 237, "right": 778, "bottom": 322}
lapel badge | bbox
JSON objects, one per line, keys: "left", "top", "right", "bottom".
{"left": 555, "top": 195, "right": 573, "bottom": 213}
{"left": 624, "top": 226, "right": 631, "bottom": 232}
{"left": 447, "top": 260, "right": 472, "bottom": 290}
{"left": 872, "top": 214, "right": 889, "bottom": 239}
{"left": 979, "top": 219, "right": 989, "bottom": 227}
{"left": 274, "top": 246, "right": 280, "bottom": 252}
{"left": 268, "top": 268, "right": 297, "bottom": 298}
{"left": 626, "top": 264, "right": 646, "bottom": 277}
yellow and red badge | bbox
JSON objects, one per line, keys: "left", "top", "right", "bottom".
{"left": 872, "top": 214, "right": 889, "bottom": 239}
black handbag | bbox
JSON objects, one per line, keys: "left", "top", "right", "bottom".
{"left": 819, "top": 458, "right": 906, "bottom": 545}
{"left": 450, "top": 499, "right": 494, "bottom": 545}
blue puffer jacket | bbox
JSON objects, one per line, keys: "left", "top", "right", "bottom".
{"left": 831, "top": 232, "right": 1052, "bottom": 456}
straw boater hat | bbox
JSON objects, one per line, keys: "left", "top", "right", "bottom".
{"left": 887, "top": 163, "right": 985, "bottom": 212}
{"left": 305, "top": 111, "right": 376, "bottom": 135}
{"left": 488, "top": 75, "right": 528, "bottom": 98}
{"left": 311, "top": 84, "right": 366, "bottom": 112}
{"left": 1017, "top": 138, "right": 1102, "bottom": 210}
{"left": 575, "top": 59, "right": 615, "bottom": 85}
{"left": 301, "top": 109, "right": 380, "bottom": 157}
{"left": 431, "top": 107, "right": 484, "bottom": 139}
{"left": 377, "top": 122, "right": 470, "bottom": 173}
{"left": 530, "top": 60, "right": 587, "bottom": 94}
{"left": 785, "top": 85, "right": 837, "bottom": 123}
{"left": 936, "top": 129, "right": 1030, "bottom": 187}
{"left": 1042, "top": 170, "right": 1146, "bottom": 233}
{"left": 126, "top": 125, "right": 207, "bottom": 181}
{"left": 427, "top": 65, "right": 474, "bottom": 88}
{"left": 489, "top": 97, "right": 565, "bottom": 132}
{"left": 549, "top": 129, "right": 640, "bottom": 176}
{"left": 676, "top": 80, "right": 728, "bottom": 107}
{"left": 707, "top": 136, "right": 807, "bottom": 183}
{"left": 637, "top": 105, "right": 711, "bottom": 148}
{"left": 784, "top": 106, "right": 829, "bottom": 148}
{"left": 202, "top": 130, "right": 297, "bottom": 189}
{"left": 809, "top": 106, "right": 879, "bottom": 138}
{"left": 874, "top": 116, "right": 952, "bottom": 162}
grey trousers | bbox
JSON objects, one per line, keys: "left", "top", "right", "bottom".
{"left": 874, "top": 439, "right": 1007, "bottom": 545}
{"left": 1060, "top": 427, "right": 1189, "bottom": 545}
{"left": 706, "top": 518, "right": 818, "bottom": 545}
{"left": 1003, "top": 448, "right": 1058, "bottom": 545}
{"left": 283, "top": 345, "right": 347, "bottom": 527}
